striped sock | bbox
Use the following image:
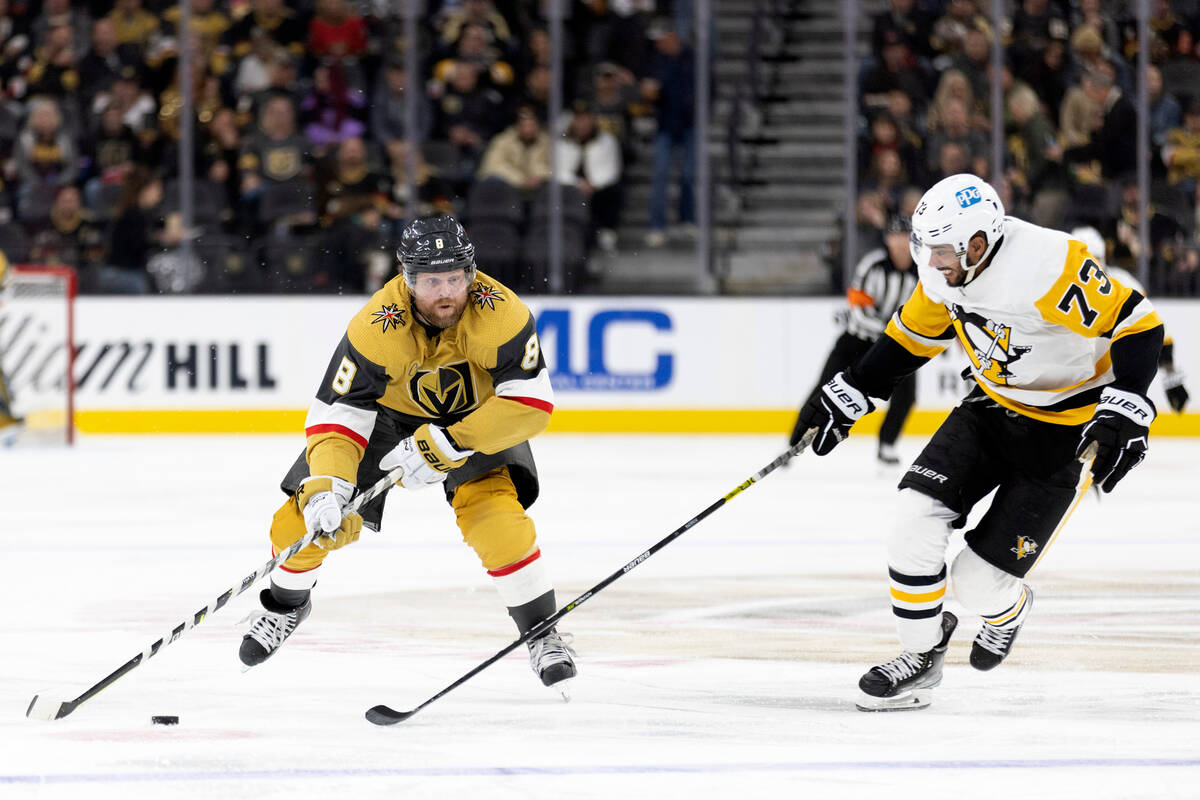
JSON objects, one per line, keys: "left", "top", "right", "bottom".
{"left": 890, "top": 564, "right": 948, "bottom": 652}
{"left": 983, "top": 584, "right": 1032, "bottom": 631}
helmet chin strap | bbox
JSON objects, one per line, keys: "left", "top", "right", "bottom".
{"left": 958, "top": 235, "right": 1002, "bottom": 286}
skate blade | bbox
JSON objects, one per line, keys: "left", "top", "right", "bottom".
{"left": 547, "top": 678, "right": 573, "bottom": 703}
{"left": 855, "top": 689, "right": 932, "bottom": 712}
{"left": 0, "top": 422, "right": 23, "bottom": 447}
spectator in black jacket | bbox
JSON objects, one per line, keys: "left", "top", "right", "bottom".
{"left": 642, "top": 20, "right": 696, "bottom": 247}
{"left": 100, "top": 167, "right": 162, "bottom": 293}
{"left": 371, "top": 59, "right": 433, "bottom": 170}
{"left": 1065, "top": 68, "right": 1138, "bottom": 182}
{"left": 872, "top": 0, "right": 934, "bottom": 60}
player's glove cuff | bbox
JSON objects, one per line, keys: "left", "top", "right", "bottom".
{"left": 298, "top": 476, "right": 355, "bottom": 506}
{"left": 413, "top": 423, "right": 474, "bottom": 473}
{"left": 823, "top": 372, "right": 873, "bottom": 421}
{"left": 296, "top": 475, "right": 360, "bottom": 543}
{"left": 1096, "top": 387, "right": 1156, "bottom": 426}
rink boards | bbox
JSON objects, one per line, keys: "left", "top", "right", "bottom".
{"left": 31, "top": 295, "right": 1200, "bottom": 435}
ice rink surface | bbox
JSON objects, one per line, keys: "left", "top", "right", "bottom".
{"left": 1, "top": 432, "right": 1198, "bottom": 799}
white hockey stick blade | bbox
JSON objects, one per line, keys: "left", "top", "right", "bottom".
{"left": 27, "top": 694, "right": 74, "bottom": 721}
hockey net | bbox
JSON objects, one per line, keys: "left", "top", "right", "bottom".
{"left": 0, "top": 265, "right": 76, "bottom": 445}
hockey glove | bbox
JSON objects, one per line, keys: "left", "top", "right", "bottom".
{"left": 1162, "top": 371, "right": 1189, "bottom": 413}
{"left": 794, "top": 371, "right": 875, "bottom": 456}
{"left": 380, "top": 423, "right": 474, "bottom": 490}
{"left": 1077, "top": 387, "right": 1155, "bottom": 494}
{"left": 296, "top": 476, "right": 362, "bottom": 550}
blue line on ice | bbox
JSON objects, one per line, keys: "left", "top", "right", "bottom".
{"left": 4, "top": 759, "right": 1200, "bottom": 784}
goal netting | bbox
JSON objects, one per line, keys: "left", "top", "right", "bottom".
{"left": 0, "top": 265, "right": 76, "bottom": 445}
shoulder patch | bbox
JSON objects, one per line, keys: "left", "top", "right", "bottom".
{"left": 469, "top": 281, "right": 506, "bottom": 311}
{"left": 370, "top": 302, "right": 407, "bottom": 332}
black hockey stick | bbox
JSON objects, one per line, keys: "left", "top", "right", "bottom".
{"left": 26, "top": 466, "right": 406, "bottom": 721}
{"left": 365, "top": 428, "right": 818, "bottom": 726}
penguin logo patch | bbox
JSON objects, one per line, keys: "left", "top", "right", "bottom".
{"left": 1010, "top": 536, "right": 1038, "bottom": 560}
{"left": 950, "top": 305, "right": 1032, "bottom": 385}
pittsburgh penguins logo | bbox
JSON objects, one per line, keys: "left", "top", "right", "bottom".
{"left": 949, "top": 305, "right": 1032, "bottom": 385}
{"left": 408, "top": 361, "right": 477, "bottom": 416}
{"left": 1010, "top": 536, "right": 1038, "bottom": 560}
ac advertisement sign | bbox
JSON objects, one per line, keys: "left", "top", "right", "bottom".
{"left": 4, "top": 296, "right": 1197, "bottom": 432}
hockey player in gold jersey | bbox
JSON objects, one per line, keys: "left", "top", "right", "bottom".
{"left": 239, "top": 215, "right": 576, "bottom": 692}
{"left": 796, "top": 175, "right": 1164, "bottom": 711}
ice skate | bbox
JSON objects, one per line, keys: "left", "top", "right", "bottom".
{"left": 239, "top": 589, "right": 312, "bottom": 668}
{"left": 877, "top": 443, "right": 901, "bottom": 466}
{"left": 0, "top": 416, "right": 24, "bottom": 447}
{"left": 971, "top": 586, "right": 1033, "bottom": 671}
{"left": 527, "top": 628, "right": 577, "bottom": 700}
{"left": 856, "top": 611, "right": 957, "bottom": 711}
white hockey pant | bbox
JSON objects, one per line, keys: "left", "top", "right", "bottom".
{"left": 887, "top": 489, "right": 1022, "bottom": 652}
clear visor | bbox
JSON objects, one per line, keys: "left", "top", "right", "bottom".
{"left": 407, "top": 267, "right": 472, "bottom": 295}
{"left": 909, "top": 231, "right": 962, "bottom": 271}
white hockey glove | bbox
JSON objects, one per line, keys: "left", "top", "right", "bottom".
{"left": 380, "top": 423, "right": 474, "bottom": 490}
{"left": 296, "top": 476, "right": 362, "bottom": 550}
{"left": 1077, "top": 387, "right": 1155, "bottom": 494}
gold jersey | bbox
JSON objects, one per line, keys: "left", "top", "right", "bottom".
{"left": 303, "top": 270, "right": 553, "bottom": 482}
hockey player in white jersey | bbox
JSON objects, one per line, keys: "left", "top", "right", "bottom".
{"left": 795, "top": 174, "right": 1164, "bottom": 711}
{"left": 1070, "top": 225, "right": 1189, "bottom": 414}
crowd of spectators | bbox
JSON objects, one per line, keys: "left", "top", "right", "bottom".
{"left": 850, "top": 0, "right": 1200, "bottom": 296}
{"left": 0, "top": 0, "right": 701, "bottom": 295}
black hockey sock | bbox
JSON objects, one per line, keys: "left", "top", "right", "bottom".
{"left": 267, "top": 582, "right": 311, "bottom": 611}
{"left": 507, "top": 589, "right": 556, "bottom": 635}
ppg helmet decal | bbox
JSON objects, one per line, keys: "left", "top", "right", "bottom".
{"left": 909, "top": 174, "right": 1005, "bottom": 285}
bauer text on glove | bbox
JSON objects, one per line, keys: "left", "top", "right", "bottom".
{"left": 379, "top": 424, "right": 475, "bottom": 489}
{"left": 794, "top": 371, "right": 875, "bottom": 456}
{"left": 1076, "top": 387, "right": 1154, "bottom": 494}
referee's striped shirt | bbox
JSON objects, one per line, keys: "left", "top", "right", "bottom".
{"left": 844, "top": 248, "right": 917, "bottom": 341}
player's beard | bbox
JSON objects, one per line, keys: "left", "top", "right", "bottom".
{"left": 414, "top": 290, "right": 468, "bottom": 329}
{"left": 940, "top": 266, "right": 966, "bottom": 287}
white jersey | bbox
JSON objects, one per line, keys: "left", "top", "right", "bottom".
{"left": 1100, "top": 264, "right": 1146, "bottom": 296}
{"left": 886, "top": 217, "right": 1162, "bottom": 424}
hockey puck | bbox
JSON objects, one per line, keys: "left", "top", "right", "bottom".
{"left": 151, "top": 715, "right": 179, "bottom": 726}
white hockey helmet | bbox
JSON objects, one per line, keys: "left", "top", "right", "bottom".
{"left": 1070, "top": 225, "right": 1106, "bottom": 265}
{"left": 910, "top": 173, "right": 1005, "bottom": 285}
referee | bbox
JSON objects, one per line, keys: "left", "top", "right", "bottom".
{"left": 791, "top": 214, "right": 919, "bottom": 464}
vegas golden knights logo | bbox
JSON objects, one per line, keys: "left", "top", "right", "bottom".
{"left": 950, "top": 305, "right": 1032, "bottom": 385}
{"left": 409, "top": 362, "right": 477, "bottom": 416}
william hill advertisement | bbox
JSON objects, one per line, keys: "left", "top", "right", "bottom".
{"left": 2, "top": 296, "right": 1196, "bottom": 435}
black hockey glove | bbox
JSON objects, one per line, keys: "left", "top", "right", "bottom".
{"left": 1077, "top": 387, "right": 1155, "bottom": 494}
{"left": 1162, "top": 371, "right": 1189, "bottom": 413}
{"left": 794, "top": 371, "right": 875, "bottom": 455}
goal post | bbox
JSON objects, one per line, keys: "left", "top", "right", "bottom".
{"left": 0, "top": 265, "right": 77, "bottom": 445}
